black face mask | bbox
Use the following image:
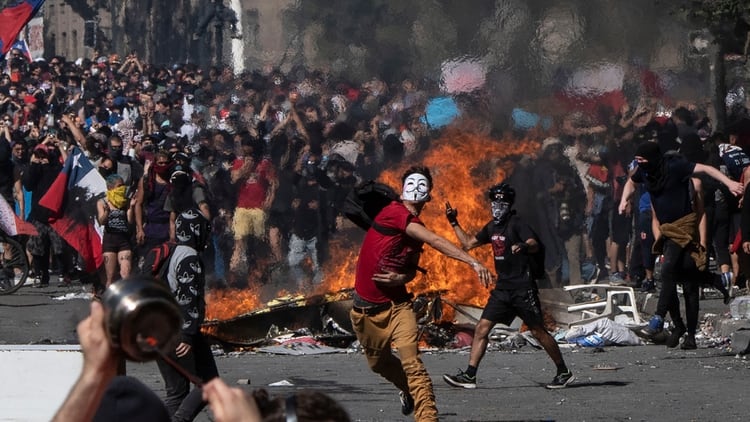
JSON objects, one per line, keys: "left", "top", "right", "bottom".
{"left": 99, "top": 167, "right": 115, "bottom": 178}
{"left": 635, "top": 142, "right": 662, "bottom": 174}
{"left": 109, "top": 146, "right": 123, "bottom": 161}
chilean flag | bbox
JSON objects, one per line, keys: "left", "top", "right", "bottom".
{"left": 0, "top": 0, "right": 45, "bottom": 55}
{"left": 0, "top": 195, "right": 37, "bottom": 237}
{"left": 39, "top": 147, "right": 106, "bottom": 272}
{"left": 7, "top": 38, "right": 32, "bottom": 61}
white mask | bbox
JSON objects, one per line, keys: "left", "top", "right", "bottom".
{"left": 402, "top": 173, "right": 431, "bottom": 202}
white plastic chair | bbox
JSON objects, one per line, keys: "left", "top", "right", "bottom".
{"left": 563, "top": 284, "right": 643, "bottom": 327}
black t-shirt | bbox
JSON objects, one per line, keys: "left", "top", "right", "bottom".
{"left": 632, "top": 155, "right": 695, "bottom": 224}
{"left": 475, "top": 215, "right": 536, "bottom": 290}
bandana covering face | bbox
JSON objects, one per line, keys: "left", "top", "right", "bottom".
{"left": 491, "top": 201, "right": 511, "bottom": 223}
{"left": 402, "top": 173, "right": 431, "bottom": 202}
{"left": 154, "top": 162, "right": 172, "bottom": 177}
{"left": 107, "top": 186, "right": 128, "bottom": 209}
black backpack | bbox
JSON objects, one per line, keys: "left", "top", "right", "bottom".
{"left": 343, "top": 180, "right": 428, "bottom": 275}
{"left": 343, "top": 180, "right": 401, "bottom": 235}
{"left": 142, "top": 241, "right": 176, "bottom": 280}
{"left": 504, "top": 217, "right": 546, "bottom": 282}
{"left": 528, "top": 236, "right": 547, "bottom": 282}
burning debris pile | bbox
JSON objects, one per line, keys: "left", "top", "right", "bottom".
{"left": 202, "top": 129, "right": 546, "bottom": 351}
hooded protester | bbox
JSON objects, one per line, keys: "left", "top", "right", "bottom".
{"left": 620, "top": 138, "right": 741, "bottom": 349}
{"left": 156, "top": 208, "right": 218, "bottom": 422}
{"left": 164, "top": 160, "right": 211, "bottom": 243}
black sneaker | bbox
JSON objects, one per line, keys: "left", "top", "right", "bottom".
{"left": 681, "top": 334, "right": 697, "bottom": 350}
{"left": 399, "top": 391, "right": 414, "bottom": 415}
{"left": 546, "top": 371, "right": 575, "bottom": 389}
{"left": 443, "top": 369, "right": 477, "bottom": 389}
{"left": 665, "top": 325, "right": 686, "bottom": 348}
{"left": 641, "top": 279, "right": 656, "bottom": 292}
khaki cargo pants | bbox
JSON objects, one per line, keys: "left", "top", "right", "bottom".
{"left": 350, "top": 301, "right": 438, "bottom": 421}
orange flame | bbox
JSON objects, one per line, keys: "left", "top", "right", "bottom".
{"left": 351, "top": 129, "right": 539, "bottom": 308}
{"left": 205, "top": 281, "right": 263, "bottom": 321}
{"left": 205, "top": 128, "right": 540, "bottom": 322}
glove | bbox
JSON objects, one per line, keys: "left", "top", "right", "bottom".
{"left": 445, "top": 201, "right": 459, "bottom": 226}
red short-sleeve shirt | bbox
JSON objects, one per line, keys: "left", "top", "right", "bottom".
{"left": 354, "top": 201, "right": 424, "bottom": 303}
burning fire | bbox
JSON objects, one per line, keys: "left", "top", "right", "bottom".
{"left": 206, "top": 283, "right": 263, "bottom": 321}
{"left": 206, "top": 128, "right": 540, "bottom": 322}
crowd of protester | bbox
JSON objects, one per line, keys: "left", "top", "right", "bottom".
{"left": 519, "top": 100, "right": 750, "bottom": 299}
{"left": 0, "top": 47, "right": 437, "bottom": 292}
{"left": 2, "top": 44, "right": 750, "bottom": 299}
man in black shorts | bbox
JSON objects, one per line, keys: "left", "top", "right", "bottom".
{"left": 442, "top": 182, "right": 574, "bottom": 389}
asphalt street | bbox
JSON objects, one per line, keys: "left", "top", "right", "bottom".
{"left": 2, "top": 282, "right": 749, "bottom": 421}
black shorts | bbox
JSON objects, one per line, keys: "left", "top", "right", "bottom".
{"left": 102, "top": 232, "right": 133, "bottom": 253}
{"left": 480, "top": 288, "right": 544, "bottom": 328}
{"left": 610, "top": 211, "right": 631, "bottom": 246}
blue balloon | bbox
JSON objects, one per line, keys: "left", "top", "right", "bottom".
{"left": 512, "top": 108, "right": 552, "bottom": 131}
{"left": 421, "top": 97, "right": 460, "bottom": 128}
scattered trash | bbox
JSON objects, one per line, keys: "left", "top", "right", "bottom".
{"left": 53, "top": 292, "right": 93, "bottom": 301}
{"left": 592, "top": 364, "right": 622, "bottom": 370}
{"left": 268, "top": 380, "right": 294, "bottom": 387}
{"left": 257, "top": 341, "right": 343, "bottom": 356}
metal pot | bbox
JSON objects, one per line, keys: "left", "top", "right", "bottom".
{"left": 101, "top": 276, "right": 182, "bottom": 362}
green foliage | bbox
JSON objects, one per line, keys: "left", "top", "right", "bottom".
{"left": 663, "top": 0, "right": 750, "bottom": 53}
{"left": 676, "top": 0, "right": 749, "bottom": 35}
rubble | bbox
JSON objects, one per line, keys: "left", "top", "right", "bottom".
{"left": 201, "top": 287, "right": 750, "bottom": 356}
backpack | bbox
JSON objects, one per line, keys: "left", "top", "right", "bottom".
{"left": 142, "top": 241, "right": 176, "bottom": 280}
{"left": 506, "top": 217, "right": 546, "bottom": 282}
{"left": 343, "top": 180, "right": 401, "bottom": 235}
{"left": 528, "top": 236, "right": 547, "bottom": 282}
{"left": 343, "top": 180, "right": 428, "bottom": 275}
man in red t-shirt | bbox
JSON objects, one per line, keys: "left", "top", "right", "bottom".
{"left": 350, "top": 166, "right": 491, "bottom": 421}
{"left": 229, "top": 138, "right": 277, "bottom": 274}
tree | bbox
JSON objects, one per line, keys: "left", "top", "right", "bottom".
{"left": 672, "top": 0, "right": 750, "bottom": 130}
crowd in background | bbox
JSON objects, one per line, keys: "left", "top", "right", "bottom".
{"left": 2, "top": 45, "right": 750, "bottom": 296}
